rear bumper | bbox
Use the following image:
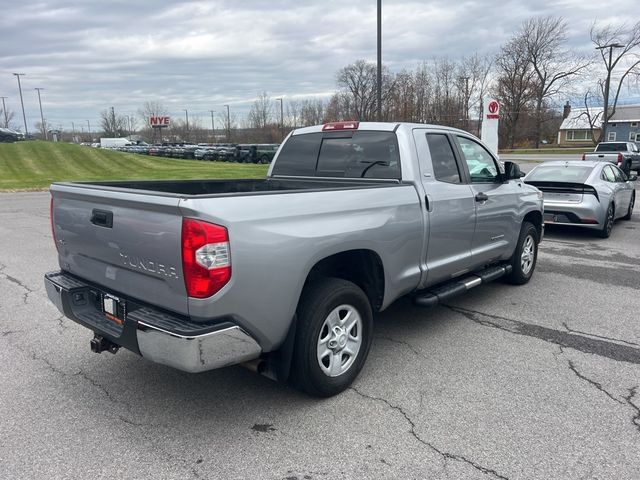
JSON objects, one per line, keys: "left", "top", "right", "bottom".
{"left": 44, "top": 271, "right": 262, "bottom": 373}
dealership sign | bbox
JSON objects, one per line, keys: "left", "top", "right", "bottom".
{"left": 481, "top": 98, "right": 499, "bottom": 155}
{"left": 150, "top": 116, "right": 170, "bottom": 128}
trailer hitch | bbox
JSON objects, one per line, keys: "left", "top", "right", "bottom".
{"left": 90, "top": 335, "right": 120, "bottom": 354}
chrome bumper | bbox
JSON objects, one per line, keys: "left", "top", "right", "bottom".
{"left": 136, "top": 323, "right": 262, "bottom": 373}
{"left": 44, "top": 271, "right": 262, "bottom": 373}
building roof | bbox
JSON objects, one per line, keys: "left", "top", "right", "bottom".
{"left": 610, "top": 104, "right": 640, "bottom": 122}
{"left": 559, "top": 108, "right": 603, "bottom": 130}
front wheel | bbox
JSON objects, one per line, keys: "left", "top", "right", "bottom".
{"left": 290, "top": 277, "right": 373, "bottom": 397}
{"left": 505, "top": 221, "right": 538, "bottom": 285}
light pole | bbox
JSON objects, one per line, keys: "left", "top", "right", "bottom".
{"left": 224, "top": 104, "right": 230, "bottom": 142}
{"left": 34, "top": 88, "right": 47, "bottom": 140}
{"left": 0, "top": 96, "right": 8, "bottom": 128}
{"left": 86, "top": 119, "right": 91, "bottom": 141}
{"left": 209, "top": 110, "right": 216, "bottom": 141}
{"left": 183, "top": 109, "right": 189, "bottom": 142}
{"left": 459, "top": 76, "right": 469, "bottom": 130}
{"left": 596, "top": 42, "right": 625, "bottom": 141}
{"left": 71, "top": 121, "right": 76, "bottom": 142}
{"left": 376, "top": 0, "right": 382, "bottom": 121}
{"left": 276, "top": 98, "right": 284, "bottom": 140}
{"left": 13, "top": 73, "right": 28, "bottom": 137}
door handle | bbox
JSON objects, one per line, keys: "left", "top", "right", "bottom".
{"left": 90, "top": 209, "right": 113, "bottom": 228}
{"left": 475, "top": 192, "right": 489, "bottom": 202}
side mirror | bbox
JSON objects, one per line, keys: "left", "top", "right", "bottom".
{"left": 504, "top": 161, "right": 523, "bottom": 181}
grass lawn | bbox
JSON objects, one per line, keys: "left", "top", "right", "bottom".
{"left": 0, "top": 141, "right": 269, "bottom": 191}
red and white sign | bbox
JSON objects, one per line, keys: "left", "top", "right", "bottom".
{"left": 150, "top": 116, "right": 171, "bottom": 128}
{"left": 486, "top": 100, "right": 500, "bottom": 119}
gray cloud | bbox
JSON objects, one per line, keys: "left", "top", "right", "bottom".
{"left": 0, "top": 0, "right": 635, "bottom": 132}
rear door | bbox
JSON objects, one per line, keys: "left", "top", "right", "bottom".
{"left": 452, "top": 135, "right": 519, "bottom": 267}
{"left": 413, "top": 129, "right": 476, "bottom": 287}
{"left": 51, "top": 184, "right": 188, "bottom": 315}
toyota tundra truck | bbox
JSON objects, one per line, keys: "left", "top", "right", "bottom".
{"left": 582, "top": 141, "right": 640, "bottom": 175}
{"left": 45, "top": 122, "right": 543, "bottom": 397}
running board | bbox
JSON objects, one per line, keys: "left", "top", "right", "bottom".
{"left": 413, "top": 264, "right": 512, "bottom": 308}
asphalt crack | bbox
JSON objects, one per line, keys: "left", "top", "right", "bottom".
{"left": 1, "top": 271, "right": 35, "bottom": 304}
{"left": 350, "top": 387, "right": 509, "bottom": 479}
{"left": 566, "top": 360, "right": 624, "bottom": 406}
{"left": 446, "top": 305, "right": 640, "bottom": 365}
{"left": 624, "top": 387, "right": 640, "bottom": 434}
{"left": 562, "top": 322, "right": 640, "bottom": 348}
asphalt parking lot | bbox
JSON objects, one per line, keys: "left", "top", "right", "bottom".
{"left": 1, "top": 185, "right": 639, "bottom": 480}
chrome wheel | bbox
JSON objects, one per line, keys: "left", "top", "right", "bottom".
{"left": 605, "top": 205, "right": 614, "bottom": 235}
{"left": 520, "top": 234, "right": 535, "bottom": 275}
{"left": 317, "top": 304, "right": 362, "bottom": 377}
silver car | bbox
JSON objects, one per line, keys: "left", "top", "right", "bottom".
{"left": 524, "top": 161, "right": 636, "bottom": 238}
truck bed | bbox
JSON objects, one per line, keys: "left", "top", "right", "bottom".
{"left": 70, "top": 177, "right": 399, "bottom": 197}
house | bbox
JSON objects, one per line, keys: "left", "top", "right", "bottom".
{"left": 557, "top": 104, "right": 602, "bottom": 147}
{"left": 606, "top": 105, "right": 640, "bottom": 143}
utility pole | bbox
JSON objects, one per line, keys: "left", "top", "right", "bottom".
{"left": 0, "top": 96, "right": 8, "bottom": 128}
{"left": 12, "top": 73, "right": 28, "bottom": 137}
{"left": 86, "top": 119, "right": 91, "bottom": 141}
{"left": 376, "top": 0, "right": 382, "bottom": 121}
{"left": 183, "top": 109, "right": 189, "bottom": 142}
{"left": 226, "top": 105, "right": 231, "bottom": 141}
{"left": 34, "top": 88, "right": 47, "bottom": 140}
{"left": 459, "top": 76, "right": 470, "bottom": 131}
{"left": 71, "top": 121, "right": 76, "bottom": 142}
{"left": 276, "top": 98, "right": 284, "bottom": 140}
{"left": 209, "top": 110, "right": 216, "bottom": 141}
{"left": 596, "top": 43, "right": 625, "bottom": 142}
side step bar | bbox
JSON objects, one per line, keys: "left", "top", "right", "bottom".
{"left": 413, "top": 264, "right": 512, "bottom": 308}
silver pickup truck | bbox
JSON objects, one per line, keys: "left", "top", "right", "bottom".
{"left": 583, "top": 142, "right": 640, "bottom": 174}
{"left": 45, "top": 122, "right": 543, "bottom": 396}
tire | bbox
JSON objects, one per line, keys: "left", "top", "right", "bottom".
{"left": 505, "top": 221, "right": 538, "bottom": 285}
{"left": 259, "top": 155, "right": 269, "bottom": 164}
{"left": 290, "top": 277, "right": 373, "bottom": 397}
{"left": 598, "top": 203, "right": 615, "bottom": 238}
{"left": 623, "top": 192, "right": 635, "bottom": 221}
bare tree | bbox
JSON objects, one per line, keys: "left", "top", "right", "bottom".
{"left": 495, "top": 37, "right": 536, "bottom": 148}
{"left": 0, "top": 106, "right": 16, "bottom": 129}
{"left": 520, "top": 17, "right": 590, "bottom": 148}
{"left": 100, "top": 108, "right": 128, "bottom": 137}
{"left": 591, "top": 21, "right": 640, "bottom": 139}
{"left": 137, "top": 101, "right": 169, "bottom": 129}
{"left": 335, "top": 60, "right": 379, "bottom": 120}
{"left": 579, "top": 89, "right": 605, "bottom": 145}
{"left": 248, "top": 91, "right": 274, "bottom": 130}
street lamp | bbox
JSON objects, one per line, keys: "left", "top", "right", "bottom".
{"left": 224, "top": 104, "right": 230, "bottom": 142}
{"left": 376, "top": 0, "right": 382, "bottom": 121}
{"left": 13, "top": 73, "right": 28, "bottom": 137}
{"left": 86, "top": 119, "right": 91, "bottom": 141}
{"left": 0, "top": 96, "right": 8, "bottom": 128}
{"left": 596, "top": 42, "right": 625, "bottom": 141}
{"left": 458, "top": 76, "right": 470, "bottom": 130}
{"left": 276, "top": 98, "right": 284, "bottom": 140}
{"left": 34, "top": 88, "right": 47, "bottom": 140}
{"left": 183, "top": 109, "right": 189, "bottom": 142}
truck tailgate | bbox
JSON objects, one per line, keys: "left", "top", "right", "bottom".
{"left": 51, "top": 184, "right": 188, "bottom": 315}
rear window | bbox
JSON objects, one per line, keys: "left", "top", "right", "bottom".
{"left": 595, "top": 143, "right": 627, "bottom": 152}
{"left": 526, "top": 165, "right": 593, "bottom": 183}
{"left": 273, "top": 131, "right": 401, "bottom": 179}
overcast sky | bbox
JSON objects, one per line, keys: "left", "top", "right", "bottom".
{"left": 0, "top": 0, "right": 636, "bottom": 134}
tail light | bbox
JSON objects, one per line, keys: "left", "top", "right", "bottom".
{"left": 181, "top": 218, "right": 231, "bottom": 298}
{"left": 581, "top": 153, "right": 586, "bottom": 161}
{"left": 617, "top": 153, "right": 623, "bottom": 165}
{"left": 50, "top": 197, "right": 59, "bottom": 253}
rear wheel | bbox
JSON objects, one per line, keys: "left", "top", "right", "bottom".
{"left": 259, "top": 155, "right": 270, "bottom": 164}
{"left": 623, "top": 192, "right": 635, "bottom": 221}
{"left": 290, "top": 277, "right": 373, "bottom": 397}
{"left": 505, "top": 221, "right": 538, "bottom": 285}
{"left": 599, "top": 204, "right": 615, "bottom": 238}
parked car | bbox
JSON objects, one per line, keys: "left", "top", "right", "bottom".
{"left": 582, "top": 142, "right": 640, "bottom": 174}
{"left": 524, "top": 161, "right": 636, "bottom": 238}
{"left": 45, "top": 121, "right": 543, "bottom": 397}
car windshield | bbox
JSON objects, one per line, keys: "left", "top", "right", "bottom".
{"left": 526, "top": 165, "right": 594, "bottom": 183}
{"left": 596, "top": 143, "right": 627, "bottom": 152}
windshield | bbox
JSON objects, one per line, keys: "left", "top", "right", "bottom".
{"left": 596, "top": 143, "right": 627, "bottom": 152}
{"left": 525, "top": 165, "right": 594, "bottom": 183}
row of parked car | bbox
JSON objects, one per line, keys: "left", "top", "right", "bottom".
{"left": 108, "top": 143, "right": 280, "bottom": 164}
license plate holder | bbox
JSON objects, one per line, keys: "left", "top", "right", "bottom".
{"left": 103, "top": 293, "right": 126, "bottom": 325}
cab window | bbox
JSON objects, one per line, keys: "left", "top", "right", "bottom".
{"left": 426, "top": 133, "right": 461, "bottom": 184}
{"left": 455, "top": 136, "right": 499, "bottom": 183}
